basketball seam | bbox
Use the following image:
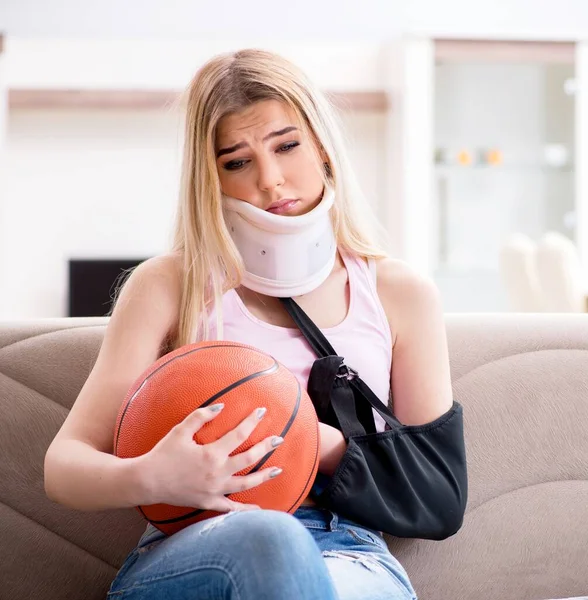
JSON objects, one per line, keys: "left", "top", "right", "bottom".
{"left": 287, "top": 410, "right": 320, "bottom": 512}
{"left": 246, "top": 381, "right": 301, "bottom": 474}
{"left": 113, "top": 343, "right": 277, "bottom": 454}
{"left": 147, "top": 377, "right": 300, "bottom": 524}
{"left": 146, "top": 379, "right": 319, "bottom": 525}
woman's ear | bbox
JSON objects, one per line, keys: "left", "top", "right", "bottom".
{"left": 319, "top": 148, "right": 332, "bottom": 178}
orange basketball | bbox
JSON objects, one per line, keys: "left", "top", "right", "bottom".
{"left": 114, "top": 341, "right": 320, "bottom": 535}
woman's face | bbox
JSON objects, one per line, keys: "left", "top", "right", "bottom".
{"left": 215, "top": 99, "right": 325, "bottom": 216}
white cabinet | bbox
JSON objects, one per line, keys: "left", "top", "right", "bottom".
{"left": 389, "top": 39, "right": 588, "bottom": 311}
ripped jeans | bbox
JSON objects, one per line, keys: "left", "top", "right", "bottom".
{"left": 107, "top": 506, "right": 417, "bottom": 600}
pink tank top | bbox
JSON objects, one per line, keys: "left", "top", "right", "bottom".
{"left": 207, "top": 252, "right": 392, "bottom": 432}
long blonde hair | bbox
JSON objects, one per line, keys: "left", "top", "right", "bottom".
{"left": 169, "top": 48, "right": 387, "bottom": 350}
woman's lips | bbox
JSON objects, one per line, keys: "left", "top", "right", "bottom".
{"left": 266, "top": 199, "right": 300, "bottom": 215}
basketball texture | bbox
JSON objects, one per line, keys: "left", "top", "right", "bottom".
{"left": 114, "top": 341, "right": 320, "bottom": 535}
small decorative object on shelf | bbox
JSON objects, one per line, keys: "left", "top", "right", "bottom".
{"left": 435, "top": 148, "right": 498, "bottom": 167}
{"left": 486, "top": 149, "right": 503, "bottom": 166}
{"left": 456, "top": 149, "right": 473, "bottom": 166}
{"left": 434, "top": 147, "right": 449, "bottom": 165}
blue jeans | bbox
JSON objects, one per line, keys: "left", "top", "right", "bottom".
{"left": 107, "top": 506, "right": 417, "bottom": 600}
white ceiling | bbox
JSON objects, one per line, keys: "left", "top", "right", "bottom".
{"left": 1, "top": 0, "right": 587, "bottom": 41}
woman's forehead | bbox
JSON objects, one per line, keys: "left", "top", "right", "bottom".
{"left": 216, "top": 100, "right": 301, "bottom": 144}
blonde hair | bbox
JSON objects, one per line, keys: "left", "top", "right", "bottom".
{"left": 167, "top": 48, "right": 386, "bottom": 350}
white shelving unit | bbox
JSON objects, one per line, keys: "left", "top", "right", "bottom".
{"left": 387, "top": 37, "right": 588, "bottom": 312}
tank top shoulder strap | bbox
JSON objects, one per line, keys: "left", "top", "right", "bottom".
{"left": 341, "top": 252, "right": 389, "bottom": 337}
{"left": 366, "top": 257, "right": 377, "bottom": 286}
{"left": 342, "top": 251, "right": 378, "bottom": 294}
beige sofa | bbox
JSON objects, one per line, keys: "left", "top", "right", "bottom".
{"left": 1, "top": 314, "right": 587, "bottom": 600}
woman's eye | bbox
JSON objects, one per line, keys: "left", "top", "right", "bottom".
{"left": 224, "top": 159, "right": 247, "bottom": 171}
{"left": 223, "top": 143, "right": 298, "bottom": 170}
{"left": 278, "top": 141, "right": 299, "bottom": 153}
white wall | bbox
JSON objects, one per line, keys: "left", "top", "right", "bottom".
{"left": 3, "top": 109, "right": 182, "bottom": 318}
{"left": 0, "top": 0, "right": 403, "bottom": 40}
{"left": 2, "top": 107, "right": 385, "bottom": 319}
{"left": 1, "top": 0, "right": 588, "bottom": 40}
{"left": 3, "top": 39, "right": 385, "bottom": 91}
{"left": 406, "top": 0, "right": 588, "bottom": 40}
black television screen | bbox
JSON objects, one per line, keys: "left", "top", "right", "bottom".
{"left": 68, "top": 258, "right": 149, "bottom": 317}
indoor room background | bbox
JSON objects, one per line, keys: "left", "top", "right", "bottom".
{"left": 1, "top": 0, "right": 588, "bottom": 319}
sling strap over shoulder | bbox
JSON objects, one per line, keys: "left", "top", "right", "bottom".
{"left": 279, "top": 297, "right": 468, "bottom": 540}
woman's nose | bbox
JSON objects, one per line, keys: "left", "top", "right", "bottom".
{"left": 257, "top": 156, "right": 285, "bottom": 192}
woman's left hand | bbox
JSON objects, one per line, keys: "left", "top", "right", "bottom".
{"left": 317, "top": 422, "right": 347, "bottom": 476}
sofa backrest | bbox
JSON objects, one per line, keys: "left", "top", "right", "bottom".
{"left": 1, "top": 315, "right": 587, "bottom": 600}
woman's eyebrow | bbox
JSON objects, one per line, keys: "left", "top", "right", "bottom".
{"left": 216, "top": 126, "right": 299, "bottom": 158}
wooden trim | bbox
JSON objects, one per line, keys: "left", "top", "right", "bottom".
{"left": 8, "top": 88, "right": 390, "bottom": 112}
{"left": 9, "top": 89, "right": 182, "bottom": 110}
{"left": 327, "top": 90, "right": 390, "bottom": 111}
{"left": 435, "top": 39, "right": 575, "bottom": 64}
{"left": 0, "top": 35, "right": 4, "bottom": 54}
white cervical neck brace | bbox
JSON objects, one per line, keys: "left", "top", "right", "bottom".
{"left": 223, "top": 187, "right": 337, "bottom": 297}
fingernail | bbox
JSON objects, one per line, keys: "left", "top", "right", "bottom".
{"left": 269, "top": 467, "right": 283, "bottom": 478}
{"left": 271, "top": 436, "right": 284, "bottom": 448}
{"left": 210, "top": 404, "right": 224, "bottom": 412}
{"left": 256, "top": 407, "right": 267, "bottom": 419}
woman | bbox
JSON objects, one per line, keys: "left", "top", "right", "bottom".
{"left": 44, "top": 48, "right": 454, "bottom": 600}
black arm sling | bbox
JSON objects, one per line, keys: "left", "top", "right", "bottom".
{"left": 279, "top": 297, "right": 468, "bottom": 540}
